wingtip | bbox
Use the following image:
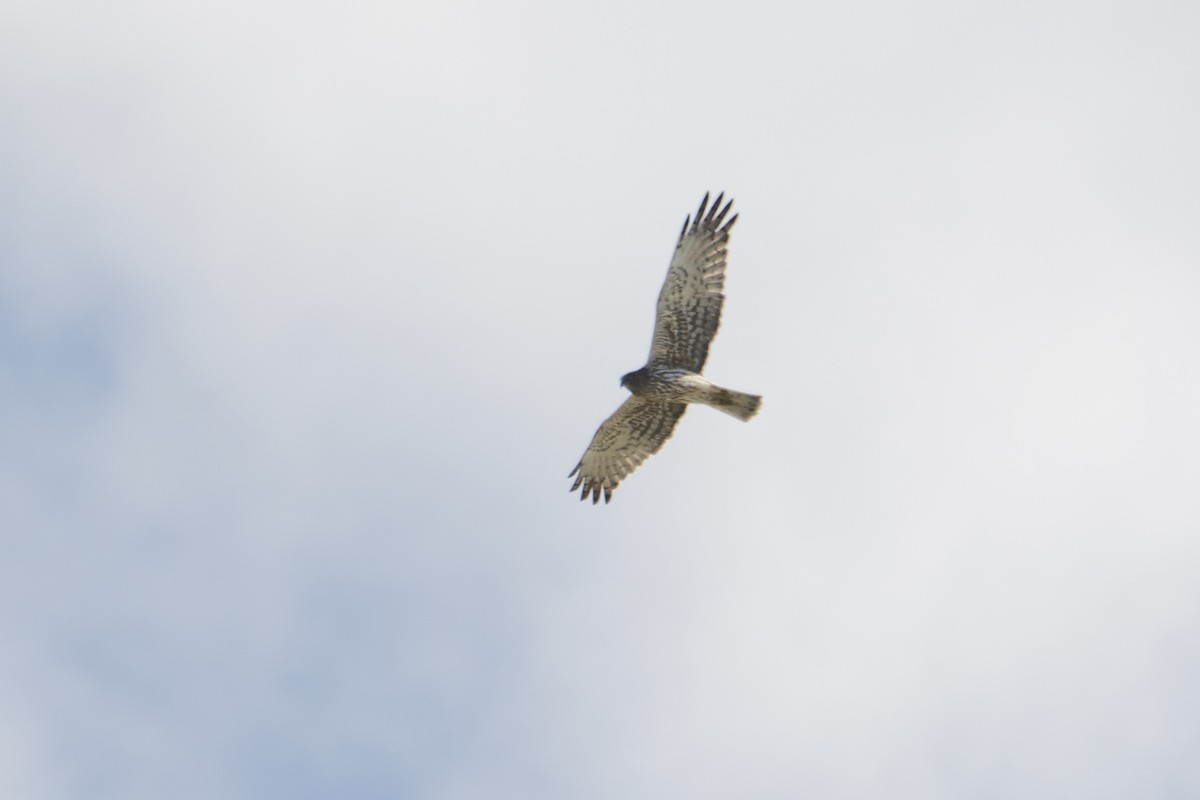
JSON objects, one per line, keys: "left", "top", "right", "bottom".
{"left": 710, "top": 191, "right": 725, "bottom": 219}
{"left": 693, "top": 192, "right": 710, "bottom": 230}
{"left": 691, "top": 191, "right": 735, "bottom": 231}
{"left": 574, "top": 477, "right": 615, "bottom": 505}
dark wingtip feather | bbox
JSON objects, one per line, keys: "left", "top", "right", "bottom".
{"left": 708, "top": 192, "right": 725, "bottom": 223}
{"left": 713, "top": 196, "right": 735, "bottom": 228}
{"left": 693, "top": 193, "right": 710, "bottom": 231}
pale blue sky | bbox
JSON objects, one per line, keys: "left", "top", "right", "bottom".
{"left": 2, "top": 0, "right": 1199, "bottom": 797}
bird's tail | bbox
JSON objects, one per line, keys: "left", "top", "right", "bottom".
{"left": 704, "top": 385, "right": 762, "bottom": 421}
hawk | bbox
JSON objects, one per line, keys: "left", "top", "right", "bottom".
{"left": 569, "top": 192, "right": 762, "bottom": 504}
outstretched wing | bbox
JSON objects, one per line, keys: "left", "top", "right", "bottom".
{"left": 569, "top": 396, "right": 687, "bottom": 504}
{"left": 648, "top": 192, "right": 738, "bottom": 372}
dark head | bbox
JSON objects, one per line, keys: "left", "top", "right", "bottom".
{"left": 620, "top": 367, "right": 649, "bottom": 392}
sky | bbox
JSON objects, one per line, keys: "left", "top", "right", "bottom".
{"left": 2, "top": 0, "right": 1200, "bottom": 797}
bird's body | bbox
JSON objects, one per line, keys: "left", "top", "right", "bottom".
{"left": 621, "top": 366, "right": 760, "bottom": 421}
{"left": 569, "top": 193, "right": 762, "bottom": 504}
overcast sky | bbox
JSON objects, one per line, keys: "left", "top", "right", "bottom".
{"left": 3, "top": 0, "right": 1200, "bottom": 797}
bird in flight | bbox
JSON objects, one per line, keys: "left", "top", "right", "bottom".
{"left": 569, "top": 192, "right": 762, "bottom": 504}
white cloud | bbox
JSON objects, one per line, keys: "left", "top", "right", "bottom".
{"left": 2, "top": 0, "right": 1199, "bottom": 797}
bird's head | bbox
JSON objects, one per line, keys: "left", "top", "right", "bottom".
{"left": 620, "top": 367, "right": 648, "bottom": 392}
